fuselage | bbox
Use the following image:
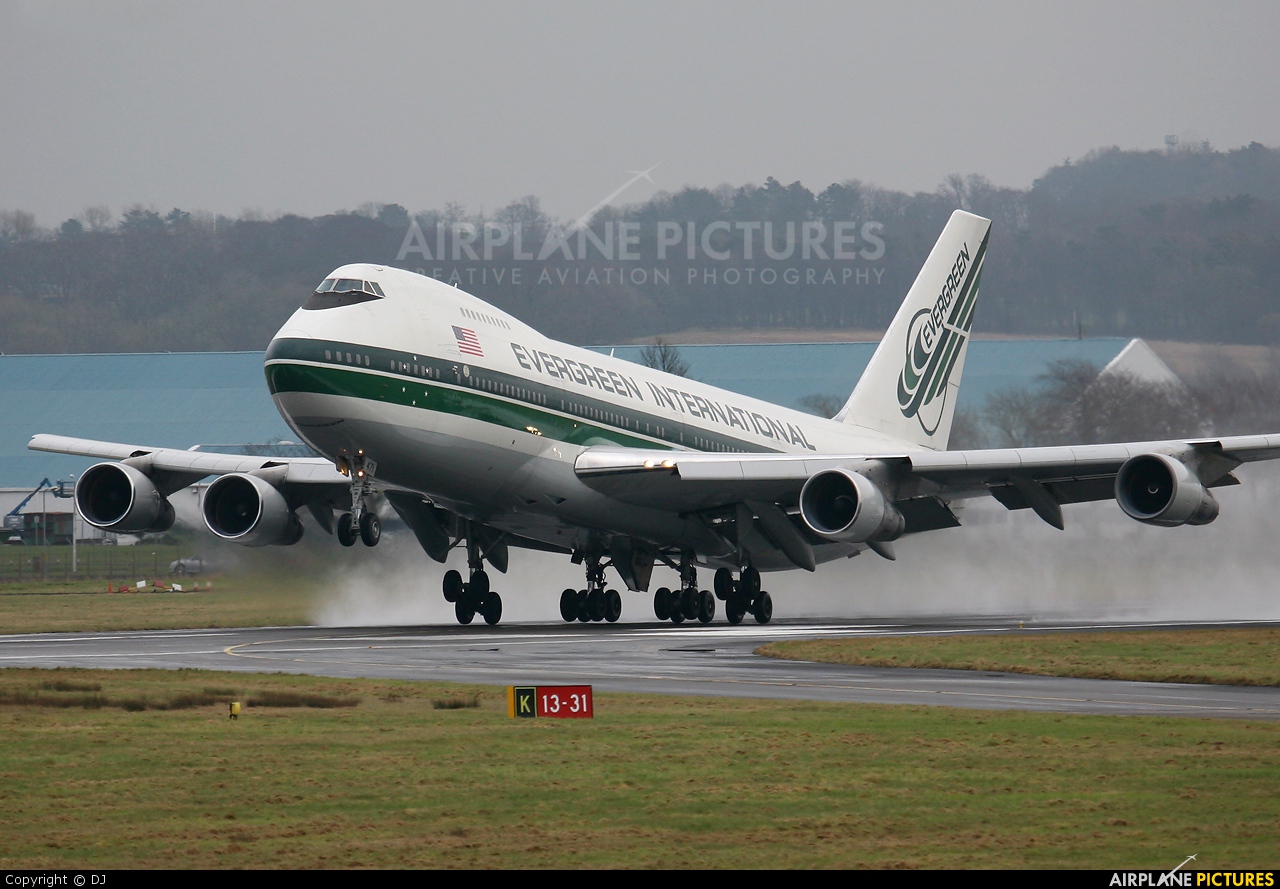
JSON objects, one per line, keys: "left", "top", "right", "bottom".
{"left": 265, "top": 264, "right": 912, "bottom": 566}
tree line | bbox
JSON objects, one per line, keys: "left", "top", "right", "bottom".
{"left": 1, "top": 141, "right": 1279, "bottom": 353}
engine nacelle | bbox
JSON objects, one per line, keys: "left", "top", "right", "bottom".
{"left": 798, "top": 468, "right": 905, "bottom": 543}
{"left": 202, "top": 473, "right": 304, "bottom": 547}
{"left": 1115, "top": 453, "right": 1219, "bottom": 527}
{"left": 75, "top": 462, "right": 175, "bottom": 533}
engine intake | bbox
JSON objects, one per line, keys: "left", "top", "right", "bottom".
{"left": 799, "top": 468, "right": 905, "bottom": 543}
{"left": 75, "top": 462, "right": 175, "bottom": 533}
{"left": 1115, "top": 453, "right": 1219, "bottom": 527}
{"left": 202, "top": 473, "right": 303, "bottom": 546}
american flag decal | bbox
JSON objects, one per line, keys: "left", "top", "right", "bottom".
{"left": 452, "top": 325, "right": 484, "bottom": 357}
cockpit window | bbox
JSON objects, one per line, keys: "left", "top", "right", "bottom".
{"left": 304, "top": 277, "right": 385, "bottom": 310}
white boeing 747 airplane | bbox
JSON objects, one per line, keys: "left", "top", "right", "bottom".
{"left": 30, "top": 211, "right": 1280, "bottom": 626}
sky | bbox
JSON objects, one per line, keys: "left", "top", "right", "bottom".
{"left": 4, "top": 0, "right": 1280, "bottom": 227}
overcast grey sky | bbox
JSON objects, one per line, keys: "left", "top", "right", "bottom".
{"left": 4, "top": 0, "right": 1279, "bottom": 226}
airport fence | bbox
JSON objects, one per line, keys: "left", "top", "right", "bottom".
{"left": 0, "top": 544, "right": 189, "bottom": 587}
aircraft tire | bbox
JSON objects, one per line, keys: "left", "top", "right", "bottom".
{"left": 587, "top": 588, "right": 605, "bottom": 622}
{"left": 681, "top": 588, "right": 700, "bottom": 621}
{"left": 726, "top": 599, "right": 745, "bottom": 625}
{"left": 470, "top": 569, "right": 490, "bottom": 599}
{"left": 560, "top": 588, "right": 579, "bottom": 622}
{"left": 713, "top": 568, "right": 733, "bottom": 601}
{"left": 443, "top": 570, "right": 463, "bottom": 603}
{"left": 576, "top": 590, "right": 591, "bottom": 622}
{"left": 697, "top": 590, "right": 715, "bottom": 624}
{"left": 741, "top": 566, "right": 761, "bottom": 597}
{"left": 670, "top": 602, "right": 685, "bottom": 624}
{"left": 752, "top": 590, "right": 773, "bottom": 625}
{"left": 455, "top": 599, "right": 475, "bottom": 625}
{"left": 653, "top": 587, "right": 672, "bottom": 620}
{"left": 604, "top": 589, "right": 622, "bottom": 623}
{"left": 481, "top": 592, "right": 502, "bottom": 626}
{"left": 337, "top": 513, "right": 357, "bottom": 547}
{"left": 359, "top": 512, "right": 380, "bottom": 546}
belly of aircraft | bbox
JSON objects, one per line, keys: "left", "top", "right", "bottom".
{"left": 272, "top": 390, "right": 722, "bottom": 555}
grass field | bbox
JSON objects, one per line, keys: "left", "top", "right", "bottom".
{"left": 0, "top": 574, "right": 315, "bottom": 634}
{"left": 759, "top": 628, "right": 1280, "bottom": 687}
{"left": 0, "top": 667, "right": 1277, "bottom": 869}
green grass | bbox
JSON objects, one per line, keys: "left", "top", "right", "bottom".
{"left": 0, "top": 572, "right": 316, "bottom": 634}
{"left": 0, "top": 668, "right": 1277, "bottom": 869}
{"left": 759, "top": 628, "right": 1280, "bottom": 687}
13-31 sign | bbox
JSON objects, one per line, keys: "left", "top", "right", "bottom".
{"left": 508, "top": 685, "right": 593, "bottom": 718}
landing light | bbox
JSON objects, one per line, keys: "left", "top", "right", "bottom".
{"left": 525, "top": 426, "right": 542, "bottom": 436}
{"left": 661, "top": 459, "right": 675, "bottom": 469}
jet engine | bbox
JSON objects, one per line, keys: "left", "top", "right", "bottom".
{"left": 798, "top": 468, "right": 905, "bottom": 543}
{"left": 75, "top": 462, "right": 175, "bottom": 534}
{"left": 202, "top": 473, "right": 304, "bottom": 546}
{"left": 1115, "top": 453, "right": 1219, "bottom": 527}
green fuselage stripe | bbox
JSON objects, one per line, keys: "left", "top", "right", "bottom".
{"left": 264, "top": 338, "right": 778, "bottom": 454}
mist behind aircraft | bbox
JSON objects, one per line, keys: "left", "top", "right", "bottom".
{"left": 312, "top": 463, "right": 1280, "bottom": 627}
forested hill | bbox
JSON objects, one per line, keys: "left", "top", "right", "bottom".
{"left": 2, "top": 142, "right": 1279, "bottom": 354}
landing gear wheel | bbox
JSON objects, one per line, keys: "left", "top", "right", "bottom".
{"left": 470, "top": 569, "right": 490, "bottom": 599}
{"left": 587, "top": 588, "right": 605, "bottom": 622}
{"left": 681, "top": 588, "right": 700, "bottom": 622}
{"left": 359, "top": 512, "right": 380, "bottom": 547}
{"left": 604, "top": 589, "right": 622, "bottom": 623}
{"left": 442, "top": 570, "right": 463, "bottom": 603}
{"left": 455, "top": 599, "right": 475, "bottom": 625}
{"left": 713, "top": 568, "right": 734, "bottom": 601}
{"left": 697, "top": 589, "right": 715, "bottom": 624}
{"left": 480, "top": 592, "right": 502, "bottom": 626}
{"left": 576, "top": 590, "right": 591, "bottom": 623}
{"left": 670, "top": 605, "right": 685, "bottom": 624}
{"left": 741, "top": 566, "right": 761, "bottom": 597}
{"left": 752, "top": 590, "right": 773, "bottom": 625}
{"left": 726, "top": 598, "right": 745, "bottom": 625}
{"left": 653, "top": 587, "right": 672, "bottom": 621}
{"left": 337, "top": 513, "right": 357, "bottom": 547}
{"left": 560, "top": 588, "right": 579, "bottom": 622}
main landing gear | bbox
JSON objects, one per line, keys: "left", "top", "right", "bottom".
{"left": 442, "top": 537, "right": 502, "bottom": 626}
{"left": 652, "top": 558, "right": 716, "bottom": 625}
{"left": 714, "top": 566, "right": 772, "bottom": 625}
{"left": 336, "top": 451, "right": 380, "bottom": 548}
{"left": 559, "top": 555, "right": 623, "bottom": 624}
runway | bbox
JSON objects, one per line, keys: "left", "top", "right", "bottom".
{"left": 2, "top": 618, "right": 1278, "bottom": 720}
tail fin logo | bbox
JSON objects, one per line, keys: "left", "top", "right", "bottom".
{"left": 895, "top": 237, "right": 986, "bottom": 434}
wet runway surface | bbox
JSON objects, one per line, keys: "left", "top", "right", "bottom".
{"left": 2, "top": 618, "right": 1278, "bottom": 719}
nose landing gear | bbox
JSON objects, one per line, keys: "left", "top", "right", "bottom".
{"left": 335, "top": 452, "right": 380, "bottom": 548}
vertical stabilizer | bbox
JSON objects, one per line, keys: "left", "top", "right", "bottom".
{"left": 836, "top": 210, "right": 990, "bottom": 449}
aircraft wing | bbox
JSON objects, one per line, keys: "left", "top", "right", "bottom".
{"left": 28, "top": 433, "right": 349, "bottom": 491}
{"left": 574, "top": 434, "right": 1280, "bottom": 529}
